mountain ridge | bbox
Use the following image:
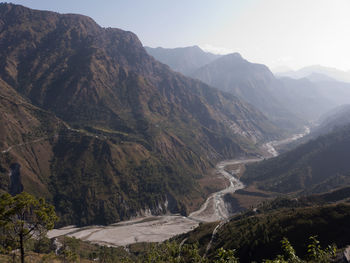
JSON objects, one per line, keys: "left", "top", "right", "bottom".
{"left": 190, "top": 52, "right": 307, "bottom": 130}
{"left": 276, "top": 65, "right": 350, "bottom": 83}
{"left": 242, "top": 124, "right": 350, "bottom": 194}
{"left": 145, "top": 45, "right": 222, "bottom": 75}
{"left": 0, "top": 3, "right": 280, "bottom": 226}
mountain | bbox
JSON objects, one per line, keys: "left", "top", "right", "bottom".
{"left": 312, "top": 104, "right": 350, "bottom": 137}
{"left": 242, "top": 124, "right": 350, "bottom": 194}
{"left": 313, "top": 79, "right": 350, "bottom": 107}
{"left": 0, "top": 78, "right": 62, "bottom": 197}
{"left": 275, "top": 66, "right": 350, "bottom": 112}
{"left": 190, "top": 53, "right": 299, "bottom": 129}
{"left": 192, "top": 53, "right": 334, "bottom": 130}
{"left": 191, "top": 53, "right": 350, "bottom": 127}
{"left": 145, "top": 45, "right": 221, "bottom": 75}
{"left": 276, "top": 77, "right": 336, "bottom": 121}
{"left": 145, "top": 47, "right": 346, "bottom": 129}
{"left": 276, "top": 65, "right": 350, "bottom": 83}
{"left": 0, "top": 3, "right": 280, "bottom": 226}
{"left": 182, "top": 201, "right": 350, "bottom": 263}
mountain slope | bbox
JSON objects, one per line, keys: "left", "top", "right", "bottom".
{"left": 0, "top": 78, "right": 62, "bottom": 197}
{"left": 0, "top": 3, "right": 280, "bottom": 226}
{"left": 242, "top": 124, "right": 350, "bottom": 194}
{"left": 145, "top": 46, "right": 221, "bottom": 75}
{"left": 190, "top": 53, "right": 305, "bottom": 130}
{"left": 307, "top": 104, "right": 350, "bottom": 140}
{"left": 191, "top": 53, "right": 344, "bottom": 128}
{"left": 276, "top": 77, "right": 336, "bottom": 121}
{"left": 182, "top": 202, "right": 350, "bottom": 263}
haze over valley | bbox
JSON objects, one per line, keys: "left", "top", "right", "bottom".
{"left": 1, "top": 1, "right": 350, "bottom": 262}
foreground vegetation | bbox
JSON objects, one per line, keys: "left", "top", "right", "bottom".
{"left": 1, "top": 193, "right": 348, "bottom": 262}
{"left": 180, "top": 198, "right": 350, "bottom": 262}
{"left": 0, "top": 236, "right": 338, "bottom": 263}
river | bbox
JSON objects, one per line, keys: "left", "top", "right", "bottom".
{"left": 48, "top": 127, "right": 310, "bottom": 246}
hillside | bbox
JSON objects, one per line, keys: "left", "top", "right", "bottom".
{"left": 183, "top": 202, "right": 350, "bottom": 263}
{"left": 0, "top": 78, "right": 62, "bottom": 197}
{"left": 145, "top": 45, "right": 221, "bottom": 75}
{"left": 191, "top": 53, "right": 343, "bottom": 130}
{"left": 0, "top": 3, "right": 281, "bottom": 226}
{"left": 190, "top": 53, "right": 302, "bottom": 130}
{"left": 276, "top": 77, "right": 335, "bottom": 121}
{"left": 147, "top": 47, "right": 347, "bottom": 129}
{"left": 242, "top": 124, "right": 350, "bottom": 194}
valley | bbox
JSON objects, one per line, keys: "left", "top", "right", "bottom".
{"left": 48, "top": 128, "right": 309, "bottom": 247}
{"left": 1, "top": 3, "right": 350, "bottom": 262}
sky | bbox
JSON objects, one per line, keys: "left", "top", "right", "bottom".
{"left": 6, "top": 0, "right": 350, "bottom": 71}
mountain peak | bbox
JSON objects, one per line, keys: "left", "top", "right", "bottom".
{"left": 145, "top": 45, "right": 221, "bottom": 74}
{"left": 0, "top": 3, "right": 281, "bottom": 226}
{"left": 225, "top": 52, "right": 243, "bottom": 59}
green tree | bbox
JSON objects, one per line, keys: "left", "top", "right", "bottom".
{"left": 306, "top": 236, "right": 336, "bottom": 263}
{"left": 0, "top": 192, "right": 58, "bottom": 263}
{"left": 264, "top": 236, "right": 336, "bottom": 263}
{"left": 214, "top": 247, "right": 239, "bottom": 263}
{"left": 264, "top": 238, "right": 302, "bottom": 263}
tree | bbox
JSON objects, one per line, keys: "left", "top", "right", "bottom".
{"left": 264, "top": 236, "right": 336, "bottom": 263}
{"left": 0, "top": 192, "right": 58, "bottom": 263}
{"left": 306, "top": 235, "right": 336, "bottom": 263}
{"left": 214, "top": 247, "right": 239, "bottom": 263}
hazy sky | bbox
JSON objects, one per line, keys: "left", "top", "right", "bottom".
{"left": 7, "top": 0, "right": 350, "bottom": 71}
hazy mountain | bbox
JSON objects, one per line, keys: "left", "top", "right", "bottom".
{"left": 190, "top": 53, "right": 296, "bottom": 128}
{"left": 145, "top": 45, "right": 221, "bottom": 75}
{"left": 276, "top": 65, "right": 350, "bottom": 83}
{"left": 276, "top": 77, "right": 336, "bottom": 121}
{"left": 191, "top": 53, "right": 350, "bottom": 128}
{"left": 314, "top": 104, "right": 350, "bottom": 136}
{"left": 242, "top": 124, "right": 350, "bottom": 194}
{"left": 0, "top": 3, "right": 280, "bottom": 226}
{"left": 275, "top": 66, "right": 350, "bottom": 109}
{"left": 313, "top": 80, "right": 350, "bottom": 107}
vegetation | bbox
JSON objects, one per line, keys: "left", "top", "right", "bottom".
{"left": 0, "top": 3, "right": 282, "bottom": 226}
{"left": 264, "top": 236, "right": 336, "bottom": 263}
{"left": 180, "top": 202, "right": 350, "bottom": 262}
{"left": 0, "top": 194, "right": 344, "bottom": 262}
{"left": 242, "top": 124, "right": 350, "bottom": 194}
{"left": 0, "top": 235, "right": 339, "bottom": 263}
{"left": 0, "top": 192, "right": 58, "bottom": 263}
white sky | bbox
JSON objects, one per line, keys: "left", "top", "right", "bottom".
{"left": 198, "top": 0, "right": 350, "bottom": 71}
{"left": 8, "top": 0, "right": 350, "bottom": 71}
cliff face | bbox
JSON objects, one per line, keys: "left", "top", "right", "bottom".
{"left": 0, "top": 3, "right": 280, "bottom": 226}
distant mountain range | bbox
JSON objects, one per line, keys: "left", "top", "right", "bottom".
{"left": 146, "top": 46, "right": 350, "bottom": 128}
{"left": 276, "top": 65, "right": 350, "bottom": 83}
{"left": 190, "top": 53, "right": 329, "bottom": 129}
{"left": 0, "top": 3, "right": 280, "bottom": 226}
